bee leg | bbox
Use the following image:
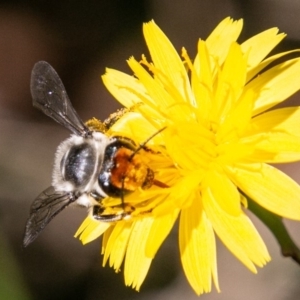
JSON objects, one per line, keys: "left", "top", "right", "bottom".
{"left": 103, "top": 108, "right": 129, "bottom": 129}
{"left": 120, "top": 175, "right": 126, "bottom": 210}
{"left": 92, "top": 206, "right": 130, "bottom": 222}
{"left": 103, "top": 103, "right": 145, "bottom": 129}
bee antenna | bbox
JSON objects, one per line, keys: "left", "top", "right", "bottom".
{"left": 121, "top": 174, "right": 125, "bottom": 209}
{"left": 129, "top": 126, "right": 166, "bottom": 161}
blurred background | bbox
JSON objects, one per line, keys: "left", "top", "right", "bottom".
{"left": 1, "top": 0, "right": 300, "bottom": 299}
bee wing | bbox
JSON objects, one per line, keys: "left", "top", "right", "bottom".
{"left": 31, "top": 61, "right": 90, "bottom": 137}
{"left": 23, "top": 186, "right": 77, "bottom": 247}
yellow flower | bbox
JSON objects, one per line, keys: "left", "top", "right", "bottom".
{"left": 75, "top": 17, "right": 300, "bottom": 294}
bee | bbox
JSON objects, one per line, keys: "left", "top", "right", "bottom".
{"left": 23, "top": 61, "right": 165, "bottom": 247}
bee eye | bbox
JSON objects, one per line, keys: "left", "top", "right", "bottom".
{"left": 61, "top": 143, "right": 96, "bottom": 187}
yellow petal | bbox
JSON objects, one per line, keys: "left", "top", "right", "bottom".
{"left": 75, "top": 216, "right": 111, "bottom": 244}
{"left": 101, "top": 225, "right": 114, "bottom": 255}
{"left": 102, "top": 68, "right": 150, "bottom": 108}
{"left": 247, "top": 107, "right": 300, "bottom": 137}
{"left": 179, "top": 195, "right": 219, "bottom": 295}
{"left": 203, "top": 170, "right": 242, "bottom": 216}
{"left": 203, "top": 187, "right": 270, "bottom": 272}
{"left": 212, "top": 43, "right": 247, "bottom": 123}
{"left": 206, "top": 17, "right": 243, "bottom": 65}
{"left": 220, "top": 42, "right": 247, "bottom": 100}
{"left": 109, "top": 111, "right": 163, "bottom": 144}
{"left": 74, "top": 216, "right": 91, "bottom": 238}
{"left": 245, "top": 58, "right": 300, "bottom": 115}
{"left": 102, "top": 68, "right": 164, "bottom": 123}
{"left": 143, "top": 21, "right": 193, "bottom": 102}
{"left": 243, "top": 132, "right": 300, "bottom": 163}
{"left": 216, "top": 141, "right": 254, "bottom": 165}
{"left": 145, "top": 210, "right": 179, "bottom": 258}
{"left": 167, "top": 171, "right": 203, "bottom": 208}
{"left": 165, "top": 122, "right": 216, "bottom": 171}
{"left": 246, "top": 49, "right": 300, "bottom": 82}
{"left": 196, "top": 40, "right": 213, "bottom": 89}
{"left": 192, "top": 41, "right": 213, "bottom": 122}
{"left": 102, "top": 221, "right": 132, "bottom": 271}
{"left": 217, "top": 88, "right": 255, "bottom": 141}
{"left": 127, "top": 57, "right": 176, "bottom": 110}
{"left": 241, "top": 28, "right": 285, "bottom": 70}
{"left": 227, "top": 163, "right": 300, "bottom": 220}
{"left": 243, "top": 108, "right": 300, "bottom": 161}
{"left": 124, "top": 218, "right": 153, "bottom": 290}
